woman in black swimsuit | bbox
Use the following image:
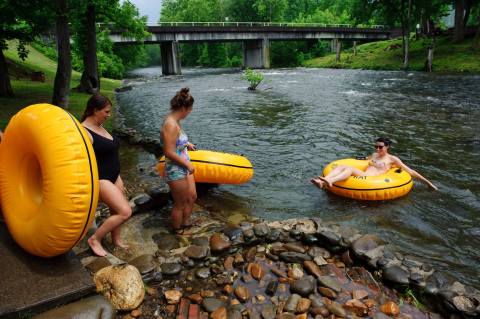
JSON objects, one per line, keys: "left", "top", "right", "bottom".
{"left": 82, "top": 94, "right": 132, "bottom": 257}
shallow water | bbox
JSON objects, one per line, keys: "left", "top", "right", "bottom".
{"left": 117, "top": 67, "right": 480, "bottom": 288}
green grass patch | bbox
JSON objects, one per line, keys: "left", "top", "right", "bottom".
{"left": 303, "top": 36, "right": 480, "bottom": 73}
{"left": 0, "top": 41, "right": 121, "bottom": 129}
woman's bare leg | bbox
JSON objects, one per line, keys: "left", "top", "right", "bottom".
{"left": 168, "top": 177, "right": 190, "bottom": 231}
{"left": 88, "top": 179, "right": 132, "bottom": 256}
{"left": 182, "top": 174, "right": 197, "bottom": 227}
{"left": 323, "top": 166, "right": 365, "bottom": 186}
{"left": 111, "top": 176, "right": 130, "bottom": 248}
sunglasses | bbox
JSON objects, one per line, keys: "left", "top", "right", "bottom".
{"left": 375, "top": 145, "right": 385, "bottom": 149}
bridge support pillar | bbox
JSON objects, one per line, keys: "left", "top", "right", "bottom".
{"left": 243, "top": 39, "right": 270, "bottom": 69}
{"left": 160, "top": 41, "right": 181, "bottom": 75}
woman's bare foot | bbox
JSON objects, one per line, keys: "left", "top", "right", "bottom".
{"left": 318, "top": 176, "right": 332, "bottom": 188}
{"left": 310, "top": 178, "right": 324, "bottom": 189}
{"left": 88, "top": 236, "right": 107, "bottom": 257}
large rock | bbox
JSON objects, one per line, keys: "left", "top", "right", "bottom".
{"left": 351, "top": 234, "right": 384, "bottom": 259}
{"left": 94, "top": 264, "right": 144, "bottom": 310}
{"left": 382, "top": 265, "right": 410, "bottom": 285}
{"left": 33, "top": 295, "right": 115, "bottom": 319}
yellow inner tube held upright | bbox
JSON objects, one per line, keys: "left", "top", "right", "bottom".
{"left": 322, "top": 158, "right": 413, "bottom": 201}
{"left": 0, "top": 104, "right": 99, "bottom": 257}
{"left": 157, "top": 150, "right": 254, "bottom": 184}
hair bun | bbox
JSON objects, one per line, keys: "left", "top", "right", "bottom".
{"left": 179, "top": 87, "right": 190, "bottom": 97}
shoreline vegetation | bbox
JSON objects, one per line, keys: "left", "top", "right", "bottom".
{"left": 303, "top": 35, "right": 480, "bottom": 73}
{"left": 0, "top": 42, "right": 121, "bottom": 130}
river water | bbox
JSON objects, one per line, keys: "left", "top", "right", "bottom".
{"left": 117, "top": 67, "right": 480, "bottom": 288}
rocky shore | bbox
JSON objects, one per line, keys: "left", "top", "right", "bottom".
{"left": 32, "top": 176, "right": 480, "bottom": 319}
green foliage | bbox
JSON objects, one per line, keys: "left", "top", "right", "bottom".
{"left": 242, "top": 68, "right": 264, "bottom": 90}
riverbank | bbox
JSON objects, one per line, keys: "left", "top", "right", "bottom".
{"left": 303, "top": 36, "right": 480, "bottom": 73}
{"left": 0, "top": 42, "right": 121, "bottom": 129}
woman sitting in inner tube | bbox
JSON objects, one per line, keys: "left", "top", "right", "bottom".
{"left": 311, "top": 137, "right": 438, "bottom": 191}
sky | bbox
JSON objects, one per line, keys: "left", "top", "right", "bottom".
{"left": 128, "top": 0, "right": 162, "bottom": 25}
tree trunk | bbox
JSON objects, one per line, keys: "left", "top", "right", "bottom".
{"left": 400, "top": 0, "right": 406, "bottom": 58}
{"left": 474, "top": 16, "right": 480, "bottom": 50}
{"left": 353, "top": 41, "right": 357, "bottom": 56}
{"left": 463, "top": 0, "right": 473, "bottom": 28}
{"left": 78, "top": 0, "right": 100, "bottom": 94}
{"left": 52, "top": 0, "right": 72, "bottom": 109}
{"left": 453, "top": 0, "right": 465, "bottom": 42}
{"left": 403, "top": 0, "right": 412, "bottom": 70}
{"left": 0, "top": 49, "right": 13, "bottom": 97}
{"left": 425, "top": 28, "right": 435, "bottom": 72}
{"left": 335, "top": 40, "right": 341, "bottom": 62}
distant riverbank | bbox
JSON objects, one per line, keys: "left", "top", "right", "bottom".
{"left": 304, "top": 36, "right": 480, "bottom": 73}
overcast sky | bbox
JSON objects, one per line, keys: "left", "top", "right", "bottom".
{"left": 128, "top": 0, "right": 162, "bottom": 25}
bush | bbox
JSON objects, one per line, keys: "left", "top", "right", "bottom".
{"left": 242, "top": 68, "right": 264, "bottom": 90}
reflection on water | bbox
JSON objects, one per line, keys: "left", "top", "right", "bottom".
{"left": 117, "top": 67, "right": 480, "bottom": 288}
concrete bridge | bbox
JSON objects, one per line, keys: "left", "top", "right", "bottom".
{"left": 110, "top": 22, "right": 391, "bottom": 75}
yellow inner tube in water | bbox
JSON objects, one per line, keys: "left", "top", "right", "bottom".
{"left": 157, "top": 150, "right": 254, "bottom": 184}
{"left": 322, "top": 158, "right": 413, "bottom": 201}
{"left": 0, "top": 104, "right": 99, "bottom": 257}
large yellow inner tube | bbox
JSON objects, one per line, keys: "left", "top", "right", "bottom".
{"left": 0, "top": 104, "right": 99, "bottom": 257}
{"left": 157, "top": 150, "right": 254, "bottom": 184}
{"left": 322, "top": 158, "right": 413, "bottom": 201}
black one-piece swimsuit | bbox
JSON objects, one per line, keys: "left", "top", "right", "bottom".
{"left": 85, "top": 127, "right": 120, "bottom": 183}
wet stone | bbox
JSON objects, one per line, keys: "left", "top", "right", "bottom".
{"left": 202, "top": 298, "right": 226, "bottom": 313}
{"left": 308, "top": 247, "right": 331, "bottom": 259}
{"left": 318, "top": 287, "right": 337, "bottom": 299}
{"left": 265, "top": 281, "right": 279, "bottom": 296}
{"left": 152, "top": 233, "right": 180, "bottom": 251}
{"left": 253, "top": 223, "right": 270, "bottom": 237}
{"left": 351, "top": 234, "right": 384, "bottom": 259}
{"left": 165, "top": 290, "right": 182, "bottom": 304}
{"left": 133, "top": 194, "right": 153, "bottom": 211}
{"left": 192, "top": 236, "right": 210, "bottom": 247}
{"left": 317, "top": 230, "right": 341, "bottom": 246}
{"left": 210, "top": 233, "right": 231, "bottom": 253}
{"left": 243, "top": 229, "right": 255, "bottom": 240}
{"left": 326, "top": 301, "right": 347, "bottom": 317}
{"left": 383, "top": 265, "right": 410, "bottom": 285}
{"left": 296, "top": 298, "right": 311, "bottom": 313}
{"left": 245, "top": 247, "right": 257, "bottom": 262}
{"left": 285, "top": 294, "right": 302, "bottom": 313}
{"left": 288, "top": 267, "right": 304, "bottom": 280}
{"left": 227, "top": 309, "right": 243, "bottom": 319}
{"left": 249, "top": 263, "right": 265, "bottom": 280}
{"left": 309, "top": 295, "right": 324, "bottom": 308}
{"left": 86, "top": 256, "right": 111, "bottom": 273}
{"left": 290, "top": 279, "right": 315, "bottom": 297}
{"left": 234, "top": 286, "right": 251, "bottom": 302}
{"left": 379, "top": 301, "right": 400, "bottom": 316}
{"left": 222, "top": 226, "right": 243, "bottom": 241}
{"left": 290, "top": 228, "right": 302, "bottom": 239}
{"left": 261, "top": 304, "right": 276, "bottom": 319}
{"left": 196, "top": 267, "right": 211, "bottom": 279}
{"left": 161, "top": 262, "right": 183, "bottom": 276}
{"left": 309, "top": 307, "right": 329, "bottom": 317}
{"left": 129, "top": 254, "right": 156, "bottom": 275}
{"left": 303, "top": 261, "right": 322, "bottom": 278}
{"left": 266, "top": 228, "right": 281, "bottom": 242}
{"left": 279, "top": 252, "right": 312, "bottom": 263}
{"left": 317, "top": 276, "right": 342, "bottom": 293}
{"left": 184, "top": 245, "right": 209, "bottom": 260}
{"left": 302, "top": 234, "right": 318, "bottom": 245}
{"left": 284, "top": 243, "right": 306, "bottom": 254}
{"left": 211, "top": 307, "right": 227, "bottom": 319}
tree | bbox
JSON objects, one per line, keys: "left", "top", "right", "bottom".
{"left": 52, "top": 0, "right": 72, "bottom": 108}
{"left": 453, "top": 0, "right": 465, "bottom": 42}
{"left": 0, "top": 0, "right": 53, "bottom": 97}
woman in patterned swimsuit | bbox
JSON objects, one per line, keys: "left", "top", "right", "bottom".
{"left": 311, "top": 137, "right": 437, "bottom": 191}
{"left": 161, "top": 88, "right": 197, "bottom": 233}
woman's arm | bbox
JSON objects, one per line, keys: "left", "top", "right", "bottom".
{"left": 391, "top": 156, "right": 438, "bottom": 190}
{"left": 162, "top": 121, "right": 195, "bottom": 173}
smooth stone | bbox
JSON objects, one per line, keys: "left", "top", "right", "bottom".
{"left": 279, "top": 252, "right": 311, "bottom": 263}
{"left": 326, "top": 301, "right": 347, "bottom": 317}
{"left": 283, "top": 243, "right": 306, "bottom": 254}
{"left": 152, "top": 233, "right": 180, "bottom": 251}
{"left": 249, "top": 263, "right": 265, "bottom": 280}
{"left": 195, "top": 267, "right": 211, "bottom": 279}
{"left": 86, "top": 257, "right": 112, "bottom": 273}
{"left": 302, "top": 234, "right": 318, "bottom": 245}
{"left": 344, "top": 299, "right": 368, "bottom": 317}
{"left": 317, "top": 276, "right": 342, "bottom": 293}
{"left": 352, "top": 289, "right": 369, "bottom": 300}
{"left": 383, "top": 265, "right": 410, "bottom": 285}
{"left": 222, "top": 226, "right": 243, "bottom": 241}
{"left": 161, "top": 263, "right": 183, "bottom": 276}
{"left": 265, "top": 281, "right": 279, "bottom": 296}
{"left": 290, "top": 279, "right": 315, "bottom": 297}
{"left": 184, "top": 245, "right": 209, "bottom": 260}
{"left": 210, "top": 233, "right": 231, "bottom": 252}
{"left": 309, "top": 307, "right": 329, "bottom": 317}
{"left": 303, "top": 261, "right": 322, "bottom": 278}
{"left": 245, "top": 246, "right": 257, "bottom": 262}
{"left": 318, "top": 287, "right": 337, "bottom": 299}
{"left": 211, "top": 307, "right": 227, "bottom": 319}
{"left": 253, "top": 223, "right": 270, "bottom": 237}
{"left": 234, "top": 286, "right": 251, "bottom": 302}
{"left": 307, "top": 247, "right": 331, "bottom": 259}
{"left": 261, "top": 304, "right": 276, "bottom": 319}
{"left": 32, "top": 295, "right": 115, "bottom": 319}
{"left": 288, "top": 267, "right": 304, "bottom": 280}
{"left": 351, "top": 234, "right": 384, "bottom": 259}
{"left": 309, "top": 294, "right": 324, "bottom": 308}
{"left": 296, "top": 298, "right": 311, "bottom": 313}
{"left": 133, "top": 194, "right": 153, "bottom": 210}
{"left": 191, "top": 236, "right": 210, "bottom": 247}
{"left": 316, "top": 230, "right": 341, "bottom": 246}
{"left": 202, "top": 298, "right": 226, "bottom": 313}
{"left": 243, "top": 229, "right": 255, "bottom": 239}
{"left": 313, "top": 256, "right": 328, "bottom": 266}
{"left": 285, "top": 294, "right": 302, "bottom": 313}
{"left": 379, "top": 301, "right": 400, "bottom": 316}
{"left": 266, "top": 228, "right": 281, "bottom": 242}
{"left": 129, "top": 254, "right": 156, "bottom": 275}
{"left": 277, "top": 314, "right": 296, "bottom": 319}
{"left": 164, "top": 290, "right": 182, "bottom": 304}
{"left": 227, "top": 309, "right": 243, "bottom": 319}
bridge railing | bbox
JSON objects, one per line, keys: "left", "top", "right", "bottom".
{"left": 154, "top": 22, "right": 386, "bottom": 29}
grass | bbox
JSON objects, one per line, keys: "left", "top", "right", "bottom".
{"left": 303, "top": 35, "right": 480, "bottom": 73}
{"left": 0, "top": 41, "right": 121, "bottom": 129}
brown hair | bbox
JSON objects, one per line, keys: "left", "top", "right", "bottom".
{"left": 170, "top": 87, "right": 194, "bottom": 111}
{"left": 81, "top": 93, "right": 112, "bottom": 122}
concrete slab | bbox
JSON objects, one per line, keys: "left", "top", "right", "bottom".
{"left": 0, "top": 222, "right": 95, "bottom": 318}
